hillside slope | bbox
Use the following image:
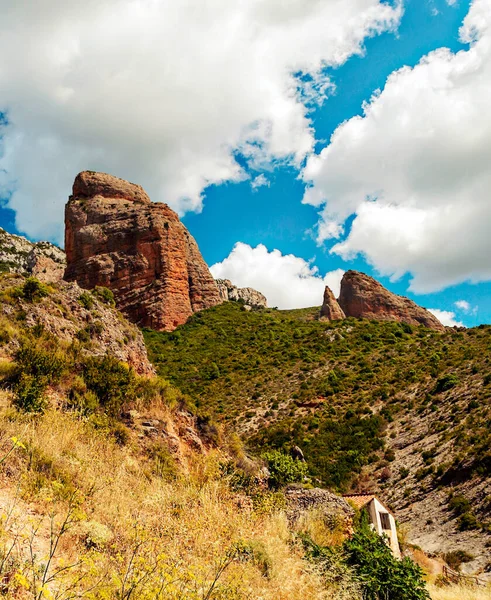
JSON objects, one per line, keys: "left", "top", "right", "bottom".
{"left": 144, "top": 302, "right": 491, "bottom": 572}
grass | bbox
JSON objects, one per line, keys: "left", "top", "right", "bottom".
{"left": 0, "top": 396, "right": 334, "bottom": 599}
{"left": 428, "top": 584, "right": 491, "bottom": 600}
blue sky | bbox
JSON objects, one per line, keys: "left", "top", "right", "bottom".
{"left": 0, "top": 0, "right": 490, "bottom": 326}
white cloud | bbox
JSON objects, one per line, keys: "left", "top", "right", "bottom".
{"left": 455, "top": 299, "right": 478, "bottom": 314}
{"left": 428, "top": 308, "right": 464, "bottom": 327}
{"left": 0, "top": 0, "right": 401, "bottom": 242}
{"left": 455, "top": 300, "right": 471, "bottom": 311}
{"left": 251, "top": 174, "right": 270, "bottom": 191}
{"left": 302, "top": 0, "right": 491, "bottom": 293}
{"left": 210, "top": 242, "right": 344, "bottom": 309}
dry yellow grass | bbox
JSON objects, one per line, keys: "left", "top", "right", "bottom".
{"left": 428, "top": 583, "right": 491, "bottom": 600}
{"left": 0, "top": 394, "right": 340, "bottom": 599}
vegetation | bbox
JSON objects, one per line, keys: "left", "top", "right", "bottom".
{"left": 144, "top": 302, "right": 491, "bottom": 492}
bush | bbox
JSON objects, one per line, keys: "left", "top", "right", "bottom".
{"left": 11, "top": 340, "right": 67, "bottom": 413}
{"left": 448, "top": 494, "right": 471, "bottom": 516}
{"left": 343, "top": 527, "right": 429, "bottom": 600}
{"left": 93, "top": 286, "right": 115, "bottom": 307}
{"left": 434, "top": 374, "right": 459, "bottom": 393}
{"left": 262, "top": 450, "right": 308, "bottom": 489}
{"left": 78, "top": 292, "right": 94, "bottom": 310}
{"left": 443, "top": 550, "right": 474, "bottom": 571}
{"left": 12, "top": 372, "right": 48, "bottom": 413}
{"left": 457, "top": 512, "right": 479, "bottom": 531}
{"left": 82, "top": 354, "right": 136, "bottom": 415}
{"left": 16, "top": 277, "right": 50, "bottom": 302}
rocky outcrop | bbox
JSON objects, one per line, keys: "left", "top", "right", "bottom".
{"left": 0, "top": 229, "right": 66, "bottom": 283}
{"left": 215, "top": 279, "right": 267, "bottom": 309}
{"left": 338, "top": 271, "right": 445, "bottom": 331}
{"left": 0, "top": 275, "right": 154, "bottom": 375}
{"left": 64, "top": 171, "right": 222, "bottom": 331}
{"left": 285, "top": 486, "right": 354, "bottom": 534}
{"left": 320, "top": 286, "right": 345, "bottom": 321}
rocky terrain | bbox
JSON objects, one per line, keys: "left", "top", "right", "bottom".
{"left": 321, "top": 271, "right": 445, "bottom": 332}
{"left": 216, "top": 278, "right": 267, "bottom": 309}
{"left": 64, "top": 171, "right": 222, "bottom": 331}
{"left": 0, "top": 227, "right": 66, "bottom": 282}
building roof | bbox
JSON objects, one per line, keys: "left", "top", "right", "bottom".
{"left": 343, "top": 494, "right": 375, "bottom": 510}
{"left": 343, "top": 494, "right": 395, "bottom": 516}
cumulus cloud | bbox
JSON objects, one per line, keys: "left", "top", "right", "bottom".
{"left": 251, "top": 175, "right": 270, "bottom": 191}
{"left": 455, "top": 299, "right": 478, "bottom": 314}
{"left": 302, "top": 0, "right": 491, "bottom": 293}
{"left": 428, "top": 308, "right": 464, "bottom": 327}
{"left": 0, "top": 0, "right": 401, "bottom": 242}
{"left": 210, "top": 242, "right": 344, "bottom": 309}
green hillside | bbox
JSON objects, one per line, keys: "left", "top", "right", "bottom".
{"left": 144, "top": 302, "right": 491, "bottom": 493}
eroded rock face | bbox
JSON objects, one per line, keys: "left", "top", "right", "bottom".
{"left": 0, "top": 275, "right": 154, "bottom": 376}
{"left": 320, "top": 286, "right": 345, "bottom": 321}
{"left": 215, "top": 279, "right": 267, "bottom": 309}
{"left": 338, "top": 271, "right": 445, "bottom": 331}
{"left": 0, "top": 229, "right": 66, "bottom": 283}
{"left": 64, "top": 171, "right": 222, "bottom": 331}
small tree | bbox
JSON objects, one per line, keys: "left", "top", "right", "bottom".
{"left": 262, "top": 450, "right": 308, "bottom": 489}
{"left": 343, "top": 526, "right": 429, "bottom": 600}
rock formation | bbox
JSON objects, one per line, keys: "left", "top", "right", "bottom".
{"left": 64, "top": 171, "right": 222, "bottom": 331}
{"left": 0, "top": 228, "right": 66, "bottom": 283}
{"left": 320, "top": 286, "right": 345, "bottom": 321}
{"left": 0, "top": 274, "right": 154, "bottom": 375}
{"left": 338, "top": 270, "right": 445, "bottom": 331}
{"left": 215, "top": 279, "right": 267, "bottom": 309}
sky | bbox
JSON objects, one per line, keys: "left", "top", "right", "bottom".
{"left": 0, "top": 0, "right": 490, "bottom": 327}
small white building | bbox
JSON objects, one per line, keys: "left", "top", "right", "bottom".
{"left": 343, "top": 494, "right": 401, "bottom": 559}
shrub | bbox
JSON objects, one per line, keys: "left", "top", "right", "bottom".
{"left": 448, "top": 494, "right": 471, "bottom": 516}
{"left": 262, "top": 450, "right": 308, "bottom": 489}
{"left": 457, "top": 512, "right": 479, "bottom": 531}
{"left": 434, "top": 374, "right": 459, "bottom": 394}
{"left": 11, "top": 340, "right": 67, "bottom": 413}
{"left": 93, "top": 286, "right": 115, "bottom": 306}
{"left": 343, "top": 527, "right": 429, "bottom": 600}
{"left": 82, "top": 354, "right": 136, "bottom": 415}
{"left": 78, "top": 291, "right": 94, "bottom": 310}
{"left": 12, "top": 372, "right": 47, "bottom": 413}
{"left": 16, "top": 277, "right": 50, "bottom": 302}
{"left": 443, "top": 550, "right": 474, "bottom": 571}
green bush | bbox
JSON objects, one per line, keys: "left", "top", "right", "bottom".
{"left": 12, "top": 372, "right": 48, "bottom": 413}
{"left": 82, "top": 354, "right": 136, "bottom": 415}
{"left": 78, "top": 291, "right": 94, "bottom": 310}
{"left": 343, "top": 527, "right": 429, "bottom": 600}
{"left": 448, "top": 494, "right": 471, "bottom": 516}
{"left": 434, "top": 374, "right": 459, "bottom": 393}
{"left": 15, "top": 277, "right": 51, "bottom": 302}
{"left": 262, "top": 450, "right": 308, "bottom": 489}
{"left": 11, "top": 340, "right": 67, "bottom": 413}
{"left": 457, "top": 512, "right": 479, "bottom": 531}
{"left": 93, "top": 286, "right": 115, "bottom": 307}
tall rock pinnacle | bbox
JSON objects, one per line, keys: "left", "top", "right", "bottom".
{"left": 64, "top": 171, "right": 222, "bottom": 331}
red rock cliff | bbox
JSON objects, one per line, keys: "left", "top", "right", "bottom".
{"left": 338, "top": 271, "right": 445, "bottom": 331}
{"left": 64, "top": 171, "right": 222, "bottom": 331}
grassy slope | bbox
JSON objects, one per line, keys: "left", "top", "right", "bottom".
{"left": 144, "top": 303, "right": 491, "bottom": 542}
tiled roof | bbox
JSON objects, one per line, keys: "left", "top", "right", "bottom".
{"left": 343, "top": 494, "right": 375, "bottom": 510}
